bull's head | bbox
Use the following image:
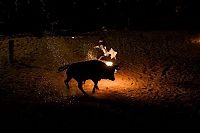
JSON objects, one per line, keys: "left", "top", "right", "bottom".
{"left": 114, "top": 64, "right": 120, "bottom": 73}
{"left": 105, "top": 63, "right": 119, "bottom": 81}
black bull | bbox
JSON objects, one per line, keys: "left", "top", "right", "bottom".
{"left": 58, "top": 60, "right": 119, "bottom": 95}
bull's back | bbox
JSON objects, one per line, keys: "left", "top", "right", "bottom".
{"left": 68, "top": 60, "right": 106, "bottom": 79}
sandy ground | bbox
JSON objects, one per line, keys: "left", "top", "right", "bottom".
{"left": 0, "top": 30, "right": 200, "bottom": 132}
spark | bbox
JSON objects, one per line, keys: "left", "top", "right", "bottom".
{"left": 86, "top": 50, "right": 96, "bottom": 60}
{"left": 99, "top": 40, "right": 103, "bottom": 43}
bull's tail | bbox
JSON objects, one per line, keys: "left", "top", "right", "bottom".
{"left": 58, "top": 64, "right": 70, "bottom": 72}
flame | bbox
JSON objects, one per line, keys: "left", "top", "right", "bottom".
{"left": 94, "top": 44, "right": 117, "bottom": 60}
{"left": 87, "top": 44, "right": 118, "bottom": 67}
{"left": 105, "top": 61, "right": 113, "bottom": 66}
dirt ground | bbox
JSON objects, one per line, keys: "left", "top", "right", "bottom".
{"left": 0, "top": 30, "right": 200, "bottom": 132}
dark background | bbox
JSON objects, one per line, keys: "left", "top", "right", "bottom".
{"left": 0, "top": 0, "right": 200, "bottom": 34}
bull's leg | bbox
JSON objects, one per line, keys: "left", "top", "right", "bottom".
{"left": 92, "top": 81, "right": 99, "bottom": 93}
{"left": 96, "top": 85, "right": 99, "bottom": 90}
{"left": 64, "top": 76, "right": 72, "bottom": 89}
{"left": 78, "top": 81, "right": 88, "bottom": 96}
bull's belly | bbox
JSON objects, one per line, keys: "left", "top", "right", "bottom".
{"left": 73, "top": 75, "right": 100, "bottom": 82}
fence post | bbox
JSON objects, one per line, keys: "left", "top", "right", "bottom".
{"left": 8, "top": 40, "right": 14, "bottom": 65}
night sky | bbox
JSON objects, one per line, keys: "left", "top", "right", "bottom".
{"left": 0, "top": 0, "right": 200, "bottom": 34}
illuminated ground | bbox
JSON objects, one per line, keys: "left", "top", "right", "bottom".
{"left": 0, "top": 30, "right": 200, "bottom": 131}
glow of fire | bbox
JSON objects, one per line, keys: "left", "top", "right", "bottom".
{"left": 87, "top": 44, "right": 118, "bottom": 67}
{"left": 105, "top": 61, "right": 113, "bottom": 66}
